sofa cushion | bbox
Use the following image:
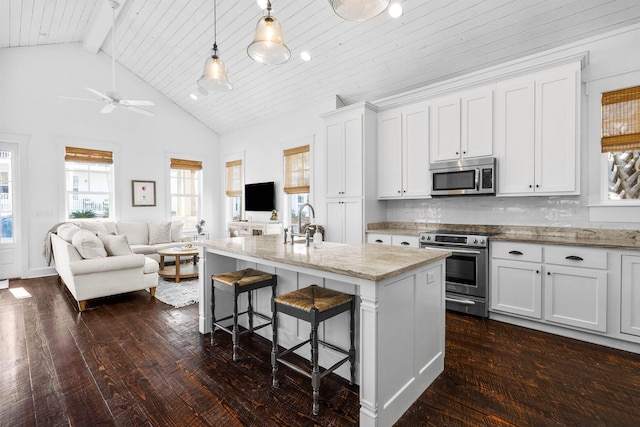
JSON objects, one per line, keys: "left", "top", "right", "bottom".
{"left": 102, "top": 221, "right": 118, "bottom": 235}
{"left": 72, "top": 230, "right": 107, "bottom": 259}
{"left": 99, "top": 234, "right": 133, "bottom": 256}
{"left": 148, "top": 222, "right": 171, "bottom": 245}
{"left": 117, "top": 222, "right": 149, "bottom": 245}
{"left": 57, "top": 223, "right": 81, "bottom": 242}
{"left": 129, "top": 244, "right": 156, "bottom": 255}
{"left": 75, "top": 221, "right": 109, "bottom": 235}
{"left": 170, "top": 221, "right": 183, "bottom": 242}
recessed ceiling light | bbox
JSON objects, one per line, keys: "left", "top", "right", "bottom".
{"left": 300, "top": 51, "right": 312, "bottom": 62}
{"left": 190, "top": 92, "right": 199, "bottom": 100}
{"left": 256, "top": 0, "right": 268, "bottom": 9}
{"left": 389, "top": 3, "right": 403, "bottom": 18}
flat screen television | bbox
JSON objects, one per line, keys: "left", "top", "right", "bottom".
{"left": 244, "top": 181, "right": 275, "bottom": 212}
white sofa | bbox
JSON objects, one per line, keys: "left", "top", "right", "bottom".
{"left": 49, "top": 220, "right": 187, "bottom": 311}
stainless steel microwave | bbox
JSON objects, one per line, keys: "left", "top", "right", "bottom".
{"left": 430, "top": 157, "right": 496, "bottom": 196}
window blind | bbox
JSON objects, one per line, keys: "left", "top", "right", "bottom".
{"left": 601, "top": 85, "right": 640, "bottom": 153}
{"left": 65, "top": 146, "right": 113, "bottom": 164}
{"left": 170, "top": 158, "right": 203, "bottom": 170}
{"left": 284, "top": 145, "right": 310, "bottom": 194}
{"left": 225, "top": 160, "right": 242, "bottom": 197}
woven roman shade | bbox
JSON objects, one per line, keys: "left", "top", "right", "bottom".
{"left": 65, "top": 146, "right": 113, "bottom": 164}
{"left": 225, "top": 160, "right": 242, "bottom": 197}
{"left": 170, "top": 158, "right": 202, "bottom": 170}
{"left": 601, "top": 86, "right": 640, "bottom": 153}
{"left": 284, "top": 145, "right": 310, "bottom": 194}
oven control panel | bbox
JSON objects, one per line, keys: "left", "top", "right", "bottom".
{"left": 420, "top": 232, "right": 490, "bottom": 248}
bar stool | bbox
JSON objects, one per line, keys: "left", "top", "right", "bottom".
{"left": 211, "top": 268, "right": 277, "bottom": 361}
{"left": 271, "top": 285, "right": 355, "bottom": 416}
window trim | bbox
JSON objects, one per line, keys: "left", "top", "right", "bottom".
{"left": 170, "top": 157, "right": 203, "bottom": 231}
{"left": 64, "top": 146, "right": 114, "bottom": 220}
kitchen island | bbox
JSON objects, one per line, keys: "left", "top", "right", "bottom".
{"left": 197, "top": 235, "right": 450, "bottom": 427}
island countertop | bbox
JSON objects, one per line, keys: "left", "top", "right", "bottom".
{"left": 199, "top": 235, "right": 450, "bottom": 282}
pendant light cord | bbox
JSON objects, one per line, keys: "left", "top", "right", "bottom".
{"left": 213, "top": 0, "right": 218, "bottom": 52}
{"left": 111, "top": 2, "right": 116, "bottom": 92}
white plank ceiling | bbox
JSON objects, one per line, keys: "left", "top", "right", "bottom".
{"left": 2, "top": 0, "right": 639, "bottom": 135}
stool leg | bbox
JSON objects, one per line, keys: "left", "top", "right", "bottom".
{"left": 247, "top": 290, "right": 254, "bottom": 335}
{"left": 349, "top": 300, "right": 356, "bottom": 385}
{"left": 232, "top": 286, "right": 239, "bottom": 361}
{"left": 271, "top": 301, "right": 279, "bottom": 389}
{"left": 210, "top": 279, "right": 216, "bottom": 345}
{"left": 311, "top": 319, "right": 320, "bottom": 416}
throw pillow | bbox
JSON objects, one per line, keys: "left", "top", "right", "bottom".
{"left": 72, "top": 230, "right": 107, "bottom": 259}
{"left": 57, "top": 223, "right": 80, "bottom": 243}
{"left": 75, "top": 221, "right": 109, "bottom": 235}
{"left": 170, "top": 221, "right": 184, "bottom": 242}
{"left": 148, "top": 222, "right": 171, "bottom": 245}
{"left": 99, "top": 234, "right": 133, "bottom": 256}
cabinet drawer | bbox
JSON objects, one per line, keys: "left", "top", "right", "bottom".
{"left": 491, "top": 241, "right": 542, "bottom": 263}
{"left": 545, "top": 246, "right": 607, "bottom": 270}
{"left": 391, "top": 235, "right": 419, "bottom": 248}
{"left": 367, "top": 233, "right": 391, "bottom": 245}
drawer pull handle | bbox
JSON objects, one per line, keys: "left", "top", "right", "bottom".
{"left": 400, "top": 242, "right": 410, "bottom": 246}
{"left": 375, "top": 239, "right": 383, "bottom": 243}
{"left": 565, "top": 255, "right": 584, "bottom": 261}
{"left": 508, "top": 250, "right": 523, "bottom": 255}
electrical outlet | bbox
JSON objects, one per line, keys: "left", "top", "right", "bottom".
{"left": 427, "top": 271, "right": 435, "bottom": 283}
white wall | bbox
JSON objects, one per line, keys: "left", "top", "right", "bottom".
{"left": 0, "top": 43, "right": 220, "bottom": 278}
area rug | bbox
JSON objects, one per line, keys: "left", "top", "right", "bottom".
{"left": 153, "top": 277, "right": 199, "bottom": 308}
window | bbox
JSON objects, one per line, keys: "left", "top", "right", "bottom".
{"left": 284, "top": 145, "right": 310, "bottom": 232}
{"left": 602, "top": 86, "right": 640, "bottom": 200}
{"left": 65, "top": 146, "right": 113, "bottom": 219}
{"left": 0, "top": 150, "right": 13, "bottom": 242}
{"left": 170, "top": 158, "right": 202, "bottom": 230}
{"left": 225, "top": 160, "right": 242, "bottom": 221}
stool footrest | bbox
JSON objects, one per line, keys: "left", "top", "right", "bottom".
{"left": 318, "top": 339, "right": 350, "bottom": 357}
{"left": 278, "top": 339, "right": 310, "bottom": 358}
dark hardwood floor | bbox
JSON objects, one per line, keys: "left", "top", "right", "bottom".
{"left": 1, "top": 276, "right": 639, "bottom": 426}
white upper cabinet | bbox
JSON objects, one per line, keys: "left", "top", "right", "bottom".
{"left": 377, "top": 102, "right": 429, "bottom": 199}
{"left": 495, "top": 62, "right": 580, "bottom": 196}
{"left": 325, "top": 108, "right": 365, "bottom": 198}
{"left": 429, "top": 85, "right": 493, "bottom": 163}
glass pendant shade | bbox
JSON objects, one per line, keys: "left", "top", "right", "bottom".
{"left": 247, "top": 14, "right": 291, "bottom": 65}
{"left": 328, "top": 0, "right": 390, "bottom": 21}
{"left": 197, "top": 49, "right": 233, "bottom": 92}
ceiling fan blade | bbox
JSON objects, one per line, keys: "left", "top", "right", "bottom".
{"left": 59, "top": 96, "right": 99, "bottom": 102}
{"left": 122, "top": 105, "right": 156, "bottom": 117}
{"left": 85, "top": 87, "right": 112, "bottom": 101}
{"left": 100, "top": 104, "right": 116, "bottom": 114}
{"left": 119, "top": 99, "right": 155, "bottom": 106}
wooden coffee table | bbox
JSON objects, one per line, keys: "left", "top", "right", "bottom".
{"left": 157, "top": 247, "right": 199, "bottom": 282}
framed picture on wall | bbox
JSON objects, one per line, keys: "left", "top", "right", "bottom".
{"left": 132, "top": 180, "right": 156, "bottom": 207}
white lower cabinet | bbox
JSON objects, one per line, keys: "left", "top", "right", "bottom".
{"left": 326, "top": 199, "right": 362, "bottom": 245}
{"left": 491, "top": 259, "right": 542, "bottom": 318}
{"left": 391, "top": 235, "right": 419, "bottom": 248}
{"left": 621, "top": 255, "right": 640, "bottom": 337}
{"left": 367, "top": 233, "right": 392, "bottom": 245}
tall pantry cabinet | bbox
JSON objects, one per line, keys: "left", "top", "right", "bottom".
{"left": 321, "top": 102, "right": 384, "bottom": 244}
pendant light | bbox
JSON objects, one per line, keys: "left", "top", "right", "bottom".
{"left": 198, "top": 0, "right": 233, "bottom": 92}
{"left": 328, "top": 0, "right": 390, "bottom": 21}
{"left": 247, "top": 1, "right": 291, "bottom": 65}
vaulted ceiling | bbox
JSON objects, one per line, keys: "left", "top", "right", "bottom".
{"left": 2, "top": 0, "right": 639, "bottom": 135}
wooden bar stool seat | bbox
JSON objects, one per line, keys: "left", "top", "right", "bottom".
{"left": 211, "top": 268, "right": 277, "bottom": 361}
{"left": 271, "top": 284, "right": 355, "bottom": 416}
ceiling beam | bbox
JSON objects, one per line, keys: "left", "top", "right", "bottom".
{"left": 83, "top": 0, "right": 128, "bottom": 54}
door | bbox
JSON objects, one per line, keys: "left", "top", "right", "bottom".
{"left": 429, "top": 95, "right": 461, "bottom": 162}
{"left": 403, "top": 103, "right": 429, "bottom": 197}
{"left": 0, "top": 142, "right": 20, "bottom": 280}
{"left": 377, "top": 109, "right": 402, "bottom": 198}
{"left": 620, "top": 255, "right": 640, "bottom": 337}
{"left": 490, "top": 259, "right": 542, "bottom": 318}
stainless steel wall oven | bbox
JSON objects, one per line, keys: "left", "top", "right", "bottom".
{"left": 419, "top": 230, "right": 493, "bottom": 317}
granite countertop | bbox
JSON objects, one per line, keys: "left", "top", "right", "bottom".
{"left": 199, "top": 235, "right": 450, "bottom": 281}
{"left": 367, "top": 222, "right": 640, "bottom": 250}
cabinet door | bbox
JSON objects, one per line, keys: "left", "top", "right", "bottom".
{"left": 461, "top": 86, "right": 493, "bottom": 159}
{"left": 534, "top": 64, "right": 578, "bottom": 193}
{"left": 343, "top": 114, "right": 363, "bottom": 198}
{"left": 391, "top": 235, "right": 419, "bottom": 248}
{"left": 491, "top": 259, "right": 542, "bottom": 318}
{"left": 326, "top": 119, "right": 344, "bottom": 197}
{"left": 377, "top": 109, "right": 403, "bottom": 198}
{"left": 544, "top": 266, "right": 607, "bottom": 332}
{"left": 621, "top": 255, "right": 640, "bottom": 337}
{"left": 496, "top": 78, "right": 535, "bottom": 195}
{"left": 403, "top": 104, "right": 430, "bottom": 197}
{"left": 325, "top": 201, "right": 345, "bottom": 243}
{"left": 429, "top": 96, "right": 461, "bottom": 162}
{"left": 343, "top": 199, "right": 363, "bottom": 245}
{"left": 367, "top": 233, "right": 392, "bottom": 245}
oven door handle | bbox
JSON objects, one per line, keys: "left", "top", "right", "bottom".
{"left": 446, "top": 296, "right": 476, "bottom": 305}
{"left": 475, "top": 168, "right": 480, "bottom": 191}
{"left": 448, "top": 248, "right": 482, "bottom": 255}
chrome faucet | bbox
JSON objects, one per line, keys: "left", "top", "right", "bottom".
{"left": 290, "top": 203, "right": 315, "bottom": 246}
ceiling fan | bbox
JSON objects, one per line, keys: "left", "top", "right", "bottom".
{"left": 60, "top": 0, "right": 155, "bottom": 117}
